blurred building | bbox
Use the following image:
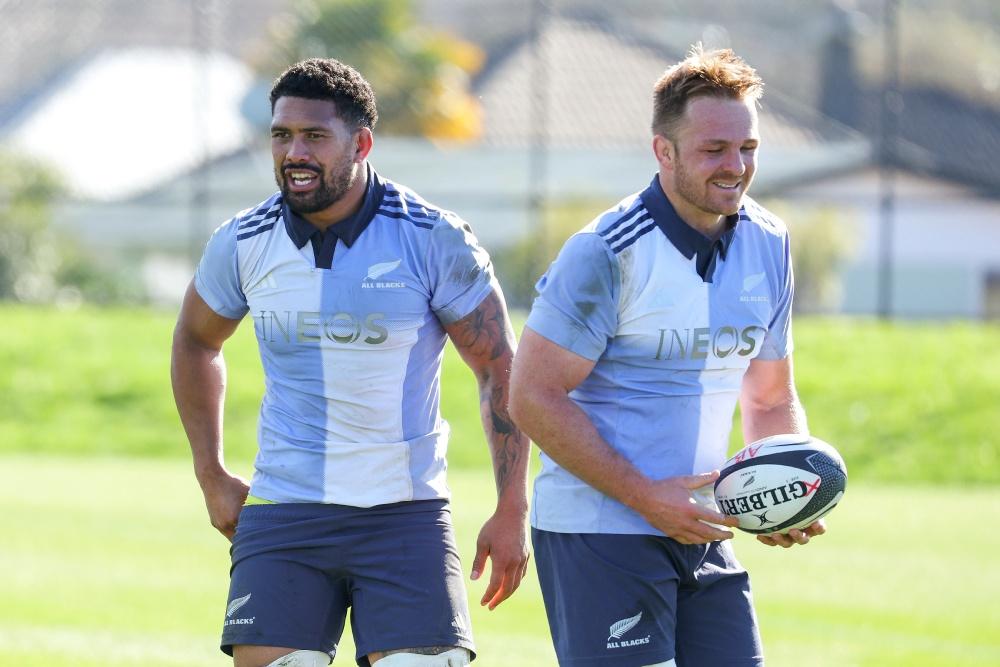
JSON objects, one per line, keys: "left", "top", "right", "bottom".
{"left": 0, "top": 0, "right": 997, "bottom": 318}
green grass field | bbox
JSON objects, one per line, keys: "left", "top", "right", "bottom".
{"left": 2, "top": 305, "right": 999, "bottom": 665}
{"left": 1, "top": 455, "right": 998, "bottom": 666}
{"left": 1, "top": 305, "right": 999, "bottom": 483}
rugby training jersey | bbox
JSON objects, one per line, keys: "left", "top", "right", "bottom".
{"left": 527, "top": 175, "right": 794, "bottom": 535}
{"left": 195, "top": 166, "right": 496, "bottom": 507}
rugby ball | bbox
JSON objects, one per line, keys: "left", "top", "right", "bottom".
{"left": 714, "top": 434, "right": 847, "bottom": 534}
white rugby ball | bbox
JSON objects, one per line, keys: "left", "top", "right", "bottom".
{"left": 714, "top": 434, "right": 847, "bottom": 534}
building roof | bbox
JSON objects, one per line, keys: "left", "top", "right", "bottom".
{"left": 0, "top": 47, "right": 257, "bottom": 201}
{"left": 473, "top": 17, "right": 866, "bottom": 152}
{"left": 0, "top": 0, "right": 287, "bottom": 104}
{"left": 877, "top": 87, "right": 1000, "bottom": 197}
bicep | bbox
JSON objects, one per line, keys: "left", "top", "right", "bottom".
{"left": 442, "top": 288, "right": 516, "bottom": 374}
{"left": 174, "top": 281, "right": 243, "bottom": 352}
{"left": 512, "top": 327, "right": 596, "bottom": 396}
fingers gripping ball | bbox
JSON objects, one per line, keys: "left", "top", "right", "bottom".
{"left": 714, "top": 434, "right": 847, "bottom": 534}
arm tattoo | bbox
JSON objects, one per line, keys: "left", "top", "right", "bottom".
{"left": 487, "top": 382, "right": 519, "bottom": 490}
{"left": 446, "top": 291, "right": 527, "bottom": 496}
{"left": 448, "top": 291, "right": 508, "bottom": 362}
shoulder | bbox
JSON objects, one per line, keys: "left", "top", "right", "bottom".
{"left": 222, "top": 192, "right": 284, "bottom": 242}
{"left": 379, "top": 180, "right": 448, "bottom": 231}
{"left": 380, "top": 179, "right": 481, "bottom": 248}
{"left": 590, "top": 191, "right": 657, "bottom": 255}
{"left": 738, "top": 196, "right": 789, "bottom": 239}
{"left": 546, "top": 191, "right": 653, "bottom": 268}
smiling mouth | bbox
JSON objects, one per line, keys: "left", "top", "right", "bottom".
{"left": 284, "top": 168, "right": 320, "bottom": 190}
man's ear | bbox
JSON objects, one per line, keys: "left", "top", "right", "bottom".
{"left": 652, "top": 134, "right": 675, "bottom": 172}
{"left": 355, "top": 127, "right": 374, "bottom": 162}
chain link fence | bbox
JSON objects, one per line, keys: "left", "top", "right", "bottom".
{"left": 1, "top": 0, "right": 998, "bottom": 314}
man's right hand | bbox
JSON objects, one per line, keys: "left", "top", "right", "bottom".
{"left": 633, "top": 470, "right": 739, "bottom": 545}
{"left": 198, "top": 470, "right": 250, "bottom": 541}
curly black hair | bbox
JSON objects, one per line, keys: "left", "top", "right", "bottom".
{"left": 269, "top": 58, "right": 379, "bottom": 130}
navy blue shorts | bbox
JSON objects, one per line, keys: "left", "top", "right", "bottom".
{"left": 221, "top": 500, "right": 475, "bottom": 666}
{"left": 532, "top": 529, "right": 763, "bottom": 667}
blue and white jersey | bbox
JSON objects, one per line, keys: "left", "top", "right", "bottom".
{"left": 527, "top": 175, "right": 794, "bottom": 535}
{"left": 194, "top": 166, "right": 496, "bottom": 507}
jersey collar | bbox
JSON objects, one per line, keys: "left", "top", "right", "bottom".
{"left": 283, "top": 163, "right": 387, "bottom": 250}
{"left": 639, "top": 174, "right": 740, "bottom": 282}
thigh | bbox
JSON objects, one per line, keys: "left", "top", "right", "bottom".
{"left": 221, "top": 504, "right": 349, "bottom": 658}
{"left": 347, "top": 502, "right": 475, "bottom": 663}
{"left": 531, "top": 528, "right": 678, "bottom": 667}
{"left": 675, "top": 541, "right": 763, "bottom": 667}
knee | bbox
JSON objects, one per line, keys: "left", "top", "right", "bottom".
{"left": 370, "top": 647, "right": 471, "bottom": 667}
{"left": 261, "top": 650, "right": 331, "bottom": 667}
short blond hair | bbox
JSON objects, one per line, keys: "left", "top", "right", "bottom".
{"left": 652, "top": 45, "right": 763, "bottom": 140}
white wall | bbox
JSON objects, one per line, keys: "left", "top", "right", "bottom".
{"left": 778, "top": 168, "right": 1000, "bottom": 318}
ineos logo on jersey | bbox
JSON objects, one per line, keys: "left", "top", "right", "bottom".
{"left": 654, "top": 325, "right": 765, "bottom": 361}
{"left": 255, "top": 310, "right": 389, "bottom": 345}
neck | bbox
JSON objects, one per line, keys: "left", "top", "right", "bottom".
{"left": 304, "top": 162, "right": 367, "bottom": 231}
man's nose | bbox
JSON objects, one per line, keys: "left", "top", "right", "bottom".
{"left": 285, "top": 136, "right": 310, "bottom": 162}
{"left": 722, "top": 148, "right": 745, "bottom": 175}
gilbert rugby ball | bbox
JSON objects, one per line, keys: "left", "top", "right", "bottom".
{"left": 714, "top": 434, "right": 847, "bottom": 534}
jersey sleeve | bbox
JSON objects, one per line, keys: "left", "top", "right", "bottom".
{"left": 757, "top": 231, "right": 794, "bottom": 360}
{"left": 193, "top": 219, "right": 249, "bottom": 320}
{"left": 525, "top": 232, "right": 620, "bottom": 361}
{"left": 425, "top": 213, "right": 496, "bottom": 325}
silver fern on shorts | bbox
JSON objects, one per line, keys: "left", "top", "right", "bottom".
{"left": 608, "top": 611, "right": 642, "bottom": 639}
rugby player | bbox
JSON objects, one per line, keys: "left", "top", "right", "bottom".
{"left": 509, "top": 46, "right": 825, "bottom": 667}
{"left": 171, "top": 58, "right": 530, "bottom": 667}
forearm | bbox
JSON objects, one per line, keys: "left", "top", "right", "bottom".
{"left": 477, "top": 364, "right": 531, "bottom": 511}
{"left": 511, "top": 384, "right": 651, "bottom": 513}
{"left": 170, "top": 331, "right": 229, "bottom": 482}
{"left": 741, "top": 393, "right": 808, "bottom": 443}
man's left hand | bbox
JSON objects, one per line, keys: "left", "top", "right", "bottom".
{"left": 470, "top": 506, "right": 530, "bottom": 610}
{"left": 757, "top": 519, "right": 826, "bottom": 548}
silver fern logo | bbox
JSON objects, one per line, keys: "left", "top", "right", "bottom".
{"left": 742, "top": 272, "right": 765, "bottom": 293}
{"left": 608, "top": 611, "right": 642, "bottom": 640}
{"left": 366, "top": 259, "right": 402, "bottom": 280}
{"left": 226, "top": 593, "right": 251, "bottom": 618}
{"left": 741, "top": 271, "right": 769, "bottom": 303}
{"left": 362, "top": 259, "right": 405, "bottom": 289}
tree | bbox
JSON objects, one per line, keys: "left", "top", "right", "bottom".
{"left": 0, "top": 152, "right": 63, "bottom": 301}
{"left": 768, "top": 202, "right": 857, "bottom": 315}
{"left": 263, "top": 0, "right": 485, "bottom": 141}
{"left": 0, "top": 152, "right": 145, "bottom": 305}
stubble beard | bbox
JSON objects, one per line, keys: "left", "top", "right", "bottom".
{"left": 673, "top": 159, "right": 747, "bottom": 220}
{"left": 277, "top": 161, "right": 356, "bottom": 215}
